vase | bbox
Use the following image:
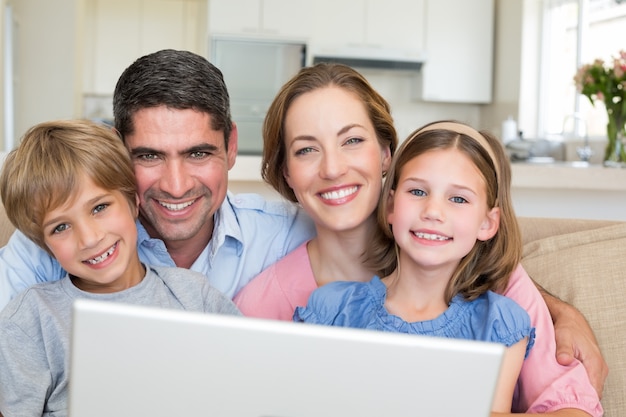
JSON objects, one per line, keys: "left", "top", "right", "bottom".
{"left": 603, "top": 114, "right": 626, "bottom": 168}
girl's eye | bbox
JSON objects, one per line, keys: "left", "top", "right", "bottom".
{"left": 450, "top": 196, "right": 468, "bottom": 204}
{"left": 53, "top": 223, "right": 70, "bottom": 234}
{"left": 93, "top": 203, "right": 109, "bottom": 214}
{"left": 409, "top": 189, "right": 426, "bottom": 197}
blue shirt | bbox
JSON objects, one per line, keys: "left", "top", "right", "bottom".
{"left": 294, "top": 277, "right": 535, "bottom": 356}
{"left": 0, "top": 192, "right": 315, "bottom": 308}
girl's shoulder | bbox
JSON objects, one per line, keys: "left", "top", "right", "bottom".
{"left": 471, "top": 291, "right": 534, "bottom": 352}
{"left": 294, "top": 277, "right": 383, "bottom": 325}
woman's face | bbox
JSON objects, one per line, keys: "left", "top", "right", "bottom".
{"left": 283, "top": 86, "right": 391, "bottom": 233}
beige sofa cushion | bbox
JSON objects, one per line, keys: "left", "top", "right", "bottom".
{"left": 521, "top": 222, "right": 626, "bottom": 416}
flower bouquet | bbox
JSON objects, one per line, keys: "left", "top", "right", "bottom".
{"left": 574, "top": 50, "right": 626, "bottom": 167}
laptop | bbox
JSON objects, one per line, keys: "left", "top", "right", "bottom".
{"left": 69, "top": 299, "right": 504, "bottom": 417}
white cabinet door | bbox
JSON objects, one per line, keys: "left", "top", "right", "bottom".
{"left": 208, "top": 0, "right": 312, "bottom": 39}
{"left": 419, "top": 0, "right": 494, "bottom": 103}
{"left": 365, "top": 0, "right": 425, "bottom": 57}
{"left": 310, "top": 0, "right": 365, "bottom": 52}
{"left": 310, "top": 0, "right": 424, "bottom": 60}
{"left": 262, "top": 0, "right": 313, "bottom": 39}
{"left": 208, "top": 0, "right": 261, "bottom": 35}
{"left": 86, "top": 0, "right": 203, "bottom": 94}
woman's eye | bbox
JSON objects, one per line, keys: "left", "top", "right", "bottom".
{"left": 345, "top": 137, "right": 363, "bottom": 145}
{"left": 294, "top": 147, "right": 314, "bottom": 156}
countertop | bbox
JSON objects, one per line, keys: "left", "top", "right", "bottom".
{"left": 510, "top": 161, "right": 626, "bottom": 191}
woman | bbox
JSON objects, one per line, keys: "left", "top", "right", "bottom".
{"left": 235, "top": 63, "right": 395, "bottom": 319}
{"left": 234, "top": 63, "right": 602, "bottom": 416}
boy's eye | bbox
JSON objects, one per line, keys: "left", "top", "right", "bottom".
{"left": 53, "top": 223, "right": 70, "bottom": 234}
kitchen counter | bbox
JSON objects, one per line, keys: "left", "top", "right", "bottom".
{"left": 228, "top": 156, "right": 626, "bottom": 221}
{"left": 511, "top": 161, "right": 626, "bottom": 191}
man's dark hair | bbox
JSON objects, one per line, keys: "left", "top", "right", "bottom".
{"left": 113, "top": 49, "right": 233, "bottom": 148}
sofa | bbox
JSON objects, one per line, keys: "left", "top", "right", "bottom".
{"left": 0, "top": 202, "right": 623, "bottom": 415}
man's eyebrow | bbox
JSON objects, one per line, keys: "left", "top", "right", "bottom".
{"left": 129, "top": 143, "right": 220, "bottom": 157}
{"left": 186, "top": 144, "right": 220, "bottom": 154}
{"left": 129, "top": 146, "right": 161, "bottom": 157}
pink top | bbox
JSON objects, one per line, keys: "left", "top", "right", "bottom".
{"left": 234, "top": 241, "right": 602, "bottom": 416}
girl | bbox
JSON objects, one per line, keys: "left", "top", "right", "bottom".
{"left": 294, "top": 120, "right": 535, "bottom": 413}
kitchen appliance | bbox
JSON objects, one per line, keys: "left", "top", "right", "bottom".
{"left": 210, "top": 37, "right": 306, "bottom": 155}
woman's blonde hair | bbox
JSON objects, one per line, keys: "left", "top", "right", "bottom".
{"left": 261, "top": 62, "right": 398, "bottom": 202}
{"left": 0, "top": 120, "right": 137, "bottom": 253}
{"left": 365, "top": 120, "right": 522, "bottom": 303}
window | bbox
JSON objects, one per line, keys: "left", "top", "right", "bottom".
{"left": 539, "top": 0, "right": 626, "bottom": 139}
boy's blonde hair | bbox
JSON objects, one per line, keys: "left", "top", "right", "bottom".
{"left": 0, "top": 120, "right": 137, "bottom": 253}
{"left": 365, "top": 120, "right": 522, "bottom": 303}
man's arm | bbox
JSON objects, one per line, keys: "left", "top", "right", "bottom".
{"left": 0, "top": 230, "right": 64, "bottom": 309}
{"left": 538, "top": 283, "right": 609, "bottom": 398}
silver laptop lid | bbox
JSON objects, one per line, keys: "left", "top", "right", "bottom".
{"left": 69, "top": 299, "right": 503, "bottom": 417}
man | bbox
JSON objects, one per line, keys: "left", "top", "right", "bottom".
{"left": 0, "top": 49, "right": 607, "bottom": 396}
{"left": 0, "top": 49, "right": 314, "bottom": 301}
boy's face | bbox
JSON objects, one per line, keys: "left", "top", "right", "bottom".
{"left": 42, "top": 173, "right": 144, "bottom": 292}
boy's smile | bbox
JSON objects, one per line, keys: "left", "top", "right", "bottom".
{"left": 42, "top": 173, "right": 144, "bottom": 293}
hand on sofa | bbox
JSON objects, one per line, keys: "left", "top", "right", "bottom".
{"left": 542, "top": 289, "right": 608, "bottom": 398}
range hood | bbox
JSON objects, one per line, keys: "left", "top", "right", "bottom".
{"left": 312, "top": 46, "right": 425, "bottom": 71}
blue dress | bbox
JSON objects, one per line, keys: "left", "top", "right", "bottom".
{"left": 294, "top": 276, "right": 535, "bottom": 357}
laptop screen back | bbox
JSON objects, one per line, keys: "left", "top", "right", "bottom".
{"left": 69, "top": 299, "right": 503, "bottom": 417}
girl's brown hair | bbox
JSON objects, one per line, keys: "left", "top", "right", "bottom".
{"left": 365, "top": 120, "right": 522, "bottom": 303}
{"left": 0, "top": 120, "right": 137, "bottom": 253}
{"left": 261, "top": 62, "right": 398, "bottom": 202}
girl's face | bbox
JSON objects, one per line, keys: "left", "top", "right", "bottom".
{"left": 42, "top": 172, "right": 143, "bottom": 293}
{"left": 387, "top": 148, "right": 499, "bottom": 271}
{"left": 283, "top": 86, "right": 391, "bottom": 233}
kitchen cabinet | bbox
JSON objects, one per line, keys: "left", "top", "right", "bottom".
{"left": 83, "top": 0, "right": 204, "bottom": 95}
{"left": 308, "top": 0, "right": 425, "bottom": 61}
{"left": 208, "top": 0, "right": 312, "bottom": 39}
{"left": 417, "top": 0, "right": 494, "bottom": 103}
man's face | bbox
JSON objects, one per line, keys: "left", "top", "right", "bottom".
{"left": 124, "top": 106, "right": 237, "bottom": 249}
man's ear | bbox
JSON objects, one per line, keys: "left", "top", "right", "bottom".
{"left": 133, "top": 194, "right": 140, "bottom": 218}
{"left": 227, "top": 123, "right": 238, "bottom": 170}
{"left": 477, "top": 207, "right": 500, "bottom": 241}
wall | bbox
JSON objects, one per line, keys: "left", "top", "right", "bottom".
{"left": 9, "top": 0, "right": 82, "bottom": 146}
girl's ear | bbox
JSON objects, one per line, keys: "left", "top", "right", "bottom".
{"left": 477, "top": 207, "right": 500, "bottom": 241}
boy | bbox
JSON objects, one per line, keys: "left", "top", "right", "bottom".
{"left": 0, "top": 120, "right": 240, "bottom": 417}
